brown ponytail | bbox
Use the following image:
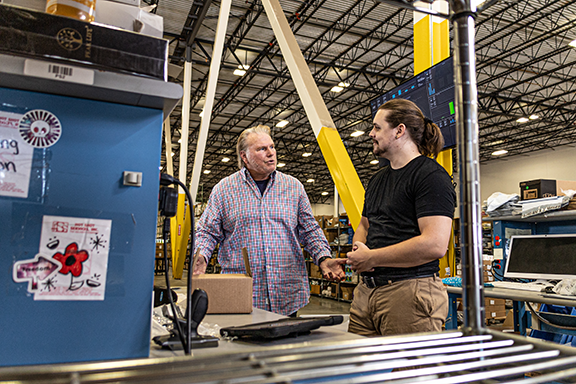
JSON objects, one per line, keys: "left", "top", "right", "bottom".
{"left": 378, "top": 99, "right": 445, "bottom": 158}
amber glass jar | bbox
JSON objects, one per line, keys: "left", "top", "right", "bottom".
{"left": 46, "top": 0, "right": 96, "bottom": 22}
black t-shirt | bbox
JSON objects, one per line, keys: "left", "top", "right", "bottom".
{"left": 254, "top": 179, "right": 269, "bottom": 195}
{"left": 362, "top": 156, "right": 456, "bottom": 279}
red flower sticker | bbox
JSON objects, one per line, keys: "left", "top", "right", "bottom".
{"left": 53, "top": 243, "right": 89, "bottom": 277}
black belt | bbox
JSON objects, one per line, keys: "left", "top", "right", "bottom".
{"left": 362, "top": 273, "right": 437, "bottom": 288}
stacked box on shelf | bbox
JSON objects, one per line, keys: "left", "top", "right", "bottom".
{"left": 483, "top": 255, "right": 495, "bottom": 283}
{"left": 330, "top": 283, "right": 339, "bottom": 298}
{"left": 309, "top": 263, "right": 322, "bottom": 279}
{"left": 155, "top": 242, "right": 164, "bottom": 257}
{"left": 310, "top": 282, "right": 321, "bottom": 295}
{"left": 485, "top": 298, "right": 506, "bottom": 322}
{"left": 455, "top": 256, "right": 495, "bottom": 282}
{"left": 341, "top": 286, "right": 354, "bottom": 301}
{"left": 324, "top": 229, "right": 338, "bottom": 244}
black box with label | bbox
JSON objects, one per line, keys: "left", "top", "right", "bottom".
{"left": 0, "top": 4, "right": 167, "bottom": 80}
{"left": 519, "top": 179, "right": 557, "bottom": 200}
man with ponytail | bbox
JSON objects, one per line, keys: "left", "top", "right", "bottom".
{"left": 346, "top": 99, "right": 456, "bottom": 336}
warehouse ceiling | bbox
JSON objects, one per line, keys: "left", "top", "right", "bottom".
{"left": 153, "top": 0, "right": 576, "bottom": 204}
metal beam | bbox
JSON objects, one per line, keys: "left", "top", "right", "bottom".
{"left": 261, "top": 0, "right": 365, "bottom": 230}
{"left": 189, "top": 0, "right": 233, "bottom": 204}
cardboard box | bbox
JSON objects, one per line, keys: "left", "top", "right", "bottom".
{"left": 0, "top": 4, "right": 168, "bottom": 80}
{"left": 309, "top": 264, "right": 322, "bottom": 279}
{"left": 341, "top": 286, "right": 354, "bottom": 301}
{"left": 331, "top": 286, "right": 339, "bottom": 298}
{"left": 486, "top": 310, "right": 506, "bottom": 319}
{"left": 485, "top": 298, "right": 505, "bottom": 307}
{"left": 109, "top": 0, "right": 140, "bottom": 6}
{"left": 557, "top": 180, "right": 576, "bottom": 195}
{"left": 310, "top": 284, "right": 321, "bottom": 295}
{"left": 520, "top": 179, "right": 557, "bottom": 200}
{"left": 192, "top": 274, "right": 252, "bottom": 314}
{"left": 323, "top": 229, "right": 337, "bottom": 243}
{"left": 95, "top": 0, "right": 164, "bottom": 38}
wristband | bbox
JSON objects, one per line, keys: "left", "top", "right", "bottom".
{"left": 317, "top": 256, "right": 331, "bottom": 266}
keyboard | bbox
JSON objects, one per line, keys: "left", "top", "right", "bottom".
{"left": 490, "top": 281, "right": 551, "bottom": 292}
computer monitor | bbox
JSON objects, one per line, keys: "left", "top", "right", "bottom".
{"left": 370, "top": 56, "right": 456, "bottom": 149}
{"left": 504, "top": 234, "right": 576, "bottom": 280}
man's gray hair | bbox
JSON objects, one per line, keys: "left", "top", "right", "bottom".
{"left": 236, "top": 125, "right": 272, "bottom": 169}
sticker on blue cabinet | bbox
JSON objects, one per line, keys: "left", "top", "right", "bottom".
{"left": 0, "top": 111, "right": 34, "bottom": 198}
{"left": 15, "top": 215, "right": 113, "bottom": 301}
{"left": 13, "top": 254, "right": 62, "bottom": 293}
{"left": 19, "top": 109, "right": 62, "bottom": 148}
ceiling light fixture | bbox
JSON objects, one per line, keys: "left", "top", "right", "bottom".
{"left": 233, "top": 64, "right": 249, "bottom": 76}
{"left": 516, "top": 117, "right": 529, "bottom": 123}
{"left": 370, "top": 159, "right": 379, "bottom": 164}
{"left": 491, "top": 149, "right": 508, "bottom": 156}
{"left": 203, "top": 169, "right": 211, "bottom": 174}
{"left": 199, "top": 110, "right": 204, "bottom": 118}
{"left": 321, "top": 191, "right": 329, "bottom": 196}
{"left": 330, "top": 82, "right": 350, "bottom": 93}
{"left": 570, "top": 39, "right": 576, "bottom": 48}
{"left": 350, "top": 130, "right": 364, "bottom": 137}
{"left": 276, "top": 120, "right": 289, "bottom": 128}
{"left": 489, "top": 140, "right": 504, "bottom": 146}
{"left": 302, "top": 152, "right": 312, "bottom": 157}
{"left": 306, "top": 179, "right": 314, "bottom": 183}
{"left": 277, "top": 163, "right": 286, "bottom": 167}
{"left": 170, "top": 152, "right": 175, "bottom": 157}
{"left": 222, "top": 157, "right": 230, "bottom": 162}
{"left": 529, "top": 114, "right": 539, "bottom": 120}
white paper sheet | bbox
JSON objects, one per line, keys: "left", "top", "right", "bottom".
{"left": 34, "top": 215, "right": 112, "bottom": 301}
{"left": 0, "top": 111, "right": 34, "bottom": 198}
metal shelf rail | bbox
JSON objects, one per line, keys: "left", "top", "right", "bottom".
{"left": 2, "top": 0, "right": 576, "bottom": 382}
{"left": 2, "top": 330, "right": 576, "bottom": 383}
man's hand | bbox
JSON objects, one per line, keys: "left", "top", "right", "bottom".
{"left": 319, "top": 258, "right": 347, "bottom": 281}
{"left": 346, "top": 242, "right": 375, "bottom": 273}
{"left": 193, "top": 255, "right": 207, "bottom": 275}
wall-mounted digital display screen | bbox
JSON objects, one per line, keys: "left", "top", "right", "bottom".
{"left": 370, "top": 57, "right": 456, "bottom": 149}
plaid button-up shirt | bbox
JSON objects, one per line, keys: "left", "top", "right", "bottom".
{"left": 195, "top": 168, "right": 331, "bottom": 315}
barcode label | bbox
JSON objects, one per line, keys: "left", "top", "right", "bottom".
{"left": 24, "top": 59, "right": 94, "bottom": 85}
{"left": 48, "top": 64, "right": 73, "bottom": 79}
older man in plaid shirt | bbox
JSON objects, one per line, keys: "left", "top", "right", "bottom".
{"left": 194, "top": 125, "right": 346, "bottom": 316}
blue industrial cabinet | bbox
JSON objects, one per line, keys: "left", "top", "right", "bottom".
{"left": 0, "top": 54, "right": 182, "bottom": 366}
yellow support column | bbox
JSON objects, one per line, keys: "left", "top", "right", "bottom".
{"left": 170, "top": 195, "right": 191, "bottom": 279}
{"left": 414, "top": 1, "right": 455, "bottom": 278}
{"left": 261, "top": 0, "right": 364, "bottom": 230}
{"left": 317, "top": 127, "right": 365, "bottom": 231}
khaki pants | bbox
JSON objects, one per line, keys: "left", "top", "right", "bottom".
{"left": 348, "top": 275, "right": 448, "bottom": 337}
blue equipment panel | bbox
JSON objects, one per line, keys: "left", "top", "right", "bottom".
{"left": 0, "top": 86, "right": 163, "bottom": 366}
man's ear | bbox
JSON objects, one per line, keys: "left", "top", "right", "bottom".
{"left": 240, "top": 151, "right": 248, "bottom": 165}
{"left": 396, "top": 124, "right": 406, "bottom": 138}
